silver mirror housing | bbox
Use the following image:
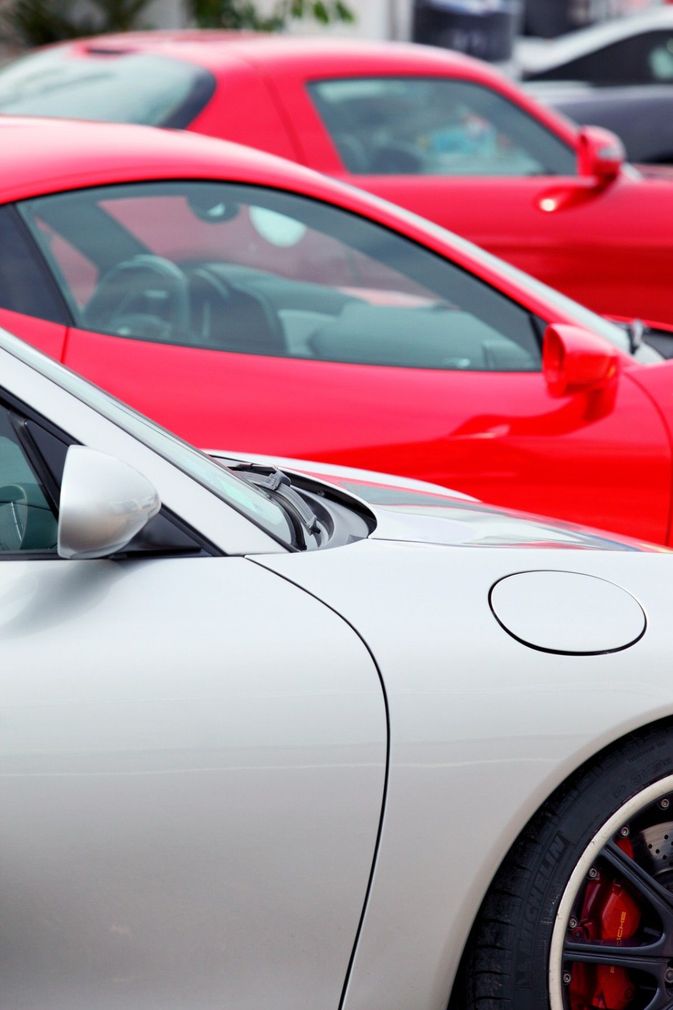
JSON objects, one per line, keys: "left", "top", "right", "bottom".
{"left": 58, "top": 446, "right": 161, "bottom": 560}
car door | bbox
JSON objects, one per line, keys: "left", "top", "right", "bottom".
{"left": 0, "top": 358, "right": 387, "bottom": 1010}
{"left": 272, "top": 66, "right": 673, "bottom": 322}
{"left": 12, "top": 176, "right": 672, "bottom": 543}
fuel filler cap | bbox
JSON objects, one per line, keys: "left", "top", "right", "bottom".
{"left": 489, "top": 571, "right": 646, "bottom": 655}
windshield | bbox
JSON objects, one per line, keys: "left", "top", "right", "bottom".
{"left": 0, "top": 328, "right": 295, "bottom": 546}
{"left": 0, "top": 48, "right": 214, "bottom": 127}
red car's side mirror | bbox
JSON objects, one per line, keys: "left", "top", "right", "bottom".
{"left": 577, "top": 125, "right": 625, "bottom": 184}
{"left": 543, "top": 324, "right": 622, "bottom": 397}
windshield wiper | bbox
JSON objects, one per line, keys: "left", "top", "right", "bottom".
{"left": 622, "top": 318, "right": 645, "bottom": 355}
{"left": 233, "top": 464, "right": 323, "bottom": 549}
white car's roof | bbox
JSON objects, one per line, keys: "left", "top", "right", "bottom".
{"left": 517, "top": 8, "right": 673, "bottom": 75}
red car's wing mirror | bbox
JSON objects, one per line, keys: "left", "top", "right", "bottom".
{"left": 577, "top": 125, "right": 625, "bottom": 184}
{"left": 543, "top": 324, "right": 622, "bottom": 397}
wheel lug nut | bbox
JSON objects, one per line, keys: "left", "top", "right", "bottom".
{"left": 620, "top": 825, "right": 630, "bottom": 837}
{"left": 563, "top": 971, "right": 572, "bottom": 985}
{"left": 660, "top": 798, "right": 671, "bottom": 810}
{"left": 588, "top": 867, "right": 599, "bottom": 879}
{"left": 665, "top": 967, "right": 673, "bottom": 984}
{"left": 568, "top": 917, "right": 578, "bottom": 930}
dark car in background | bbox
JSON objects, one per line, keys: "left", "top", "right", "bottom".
{"left": 520, "top": 8, "right": 673, "bottom": 164}
{"left": 521, "top": 0, "right": 663, "bottom": 38}
{"left": 519, "top": 7, "right": 673, "bottom": 82}
{"left": 526, "top": 79, "right": 673, "bottom": 165}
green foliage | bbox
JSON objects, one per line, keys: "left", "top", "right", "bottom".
{"left": 90, "top": 0, "right": 152, "bottom": 32}
{"left": 0, "top": 0, "right": 88, "bottom": 45}
{"left": 187, "top": 0, "right": 355, "bottom": 32}
{"left": 0, "top": 0, "right": 154, "bottom": 46}
{"left": 0, "top": 0, "right": 355, "bottom": 48}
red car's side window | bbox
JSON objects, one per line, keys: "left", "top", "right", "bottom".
{"left": 30, "top": 220, "right": 99, "bottom": 310}
{"left": 99, "top": 196, "right": 398, "bottom": 289}
{"left": 0, "top": 206, "right": 68, "bottom": 325}
{"left": 17, "top": 181, "right": 542, "bottom": 373}
{"left": 307, "top": 77, "right": 576, "bottom": 177}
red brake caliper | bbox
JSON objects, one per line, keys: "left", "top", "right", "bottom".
{"left": 568, "top": 837, "right": 641, "bottom": 1009}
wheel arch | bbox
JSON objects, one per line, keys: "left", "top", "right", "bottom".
{"left": 446, "top": 711, "right": 673, "bottom": 1009}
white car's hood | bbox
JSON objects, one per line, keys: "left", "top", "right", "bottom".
{"left": 209, "top": 449, "right": 659, "bottom": 553}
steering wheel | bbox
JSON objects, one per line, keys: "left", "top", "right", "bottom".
{"left": 83, "top": 254, "right": 191, "bottom": 343}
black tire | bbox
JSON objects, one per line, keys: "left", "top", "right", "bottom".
{"left": 450, "top": 720, "right": 673, "bottom": 1010}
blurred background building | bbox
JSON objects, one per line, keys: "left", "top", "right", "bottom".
{"left": 10, "top": 0, "right": 666, "bottom": 41}
{"left": 151, "top": 0, "right": 671, "bottom": 39}
{"left": 1, "top": 0, "right": 672, "bottom": 61}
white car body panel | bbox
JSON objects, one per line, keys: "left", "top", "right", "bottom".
{"left": 257, "top": 542, "right": 673, "bottom": 1010}
{"left": 2, "top": 554, "right": 386, "bottom": 1010}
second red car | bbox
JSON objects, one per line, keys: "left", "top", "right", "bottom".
{"left": 0, "top": 118, "right": 671, "bottom": 542}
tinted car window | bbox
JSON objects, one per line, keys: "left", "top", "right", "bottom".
{"left": 19, "top": 181, "right": 543, "bottom": 373}
{"left": 649, "top": 34, "right": 673, "bottom": 81}
{"left": 309, "top": 77, "right": 576, "bottom": 176}
{"left": 0, "top": 405, "right": 58, "bottom": 554}
{"left": 0, "top": 206, "right": 67, "bottom": 323}
{"left": 0, "top": 48, "right": 215, "bottom": 127}
{"left": 533, "top": 31, "right": 673, "bottom": 84}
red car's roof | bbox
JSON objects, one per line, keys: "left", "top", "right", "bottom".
{"left": 0, "top": 115, "right": 361, "bottom": 203}
{"left": 61, "top": 31, "right": 492, "bottom": 77}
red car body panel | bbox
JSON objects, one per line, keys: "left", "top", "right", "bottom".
{"left": 59, "top": 328, "right": 673, "bottom": 544}
{"left": 0, "top": 117, "right": 672, "bottom": 543}
{"left": 27, "top": 32, "right": 673, "bottom": 325}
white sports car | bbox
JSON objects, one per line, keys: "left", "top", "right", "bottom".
{"left": 1, "top": 324, "right": 672, "bottom": 1010}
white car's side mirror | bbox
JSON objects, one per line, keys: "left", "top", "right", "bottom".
{"left": 57, "top": 446, "right": 160, "bottom": 560}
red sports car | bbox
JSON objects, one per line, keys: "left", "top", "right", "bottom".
{"left": 1, "top": 33, "right": 673, "bottom": 325}
{"left": 0, "top": 117, "right": 671, "bottom": 543}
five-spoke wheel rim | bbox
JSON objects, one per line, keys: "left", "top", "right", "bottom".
{"left": 550, "top": 775, "right": 673, "bottom": 1010}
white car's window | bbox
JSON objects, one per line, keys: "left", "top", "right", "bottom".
{"left": 308, "top": 77, "right": 577, "bottom": 176}
{"left": 19, "top": 181, "right": 543, "bottom": 373}
{"left": 0, "top": 336, "right": 295, "bottom": 547}
{"left": 0, "top": 405, "right": 58, "bottom": 554}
